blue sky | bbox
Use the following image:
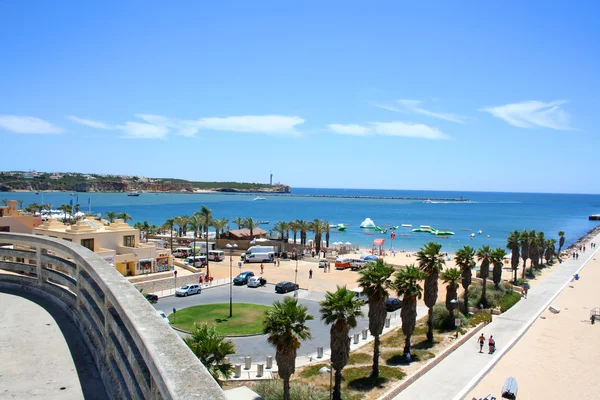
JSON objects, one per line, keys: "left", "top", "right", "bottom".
{"left": 1, "top": 1, "right": 599, "bottom": 193}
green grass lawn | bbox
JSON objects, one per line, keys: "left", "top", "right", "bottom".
{"left": 169, "top": 303, "right": 272, "bottom": 336}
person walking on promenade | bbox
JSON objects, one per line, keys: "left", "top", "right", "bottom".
{"left": 260, "top": 263, "right": 264, "bottom": 274}
{"left": 488, "top": 335, "right": 496, "bottom": 354}
{"left": 478, "top": 334, "right": 486, "bottom": 353}
{"left": 523, "top": 283, "right": 529, "bottom": 299}
{"left": 309, "top": 268, "right": 313, "bottom": 279}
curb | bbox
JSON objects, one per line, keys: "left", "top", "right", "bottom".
{"left": 171, "top": 324, "right": 266, "bottom": 338}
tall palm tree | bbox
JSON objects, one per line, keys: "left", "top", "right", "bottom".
{"left": 263, "top": 297, "right": 313, "bottom": 400}
{"left": 519, "top": 230, "right": 530, "bottom": 279}
{"left": 417, "top": 241, "right": 445, "bottom": 343}
{"left": 319, "top": 286, "right": 364, "bottom": 400}
{"left": 173, "top": 216, "right": 187, "bottom": 237}
{"left": 310, "top": 219, "right": 326, "bottom": 255}
{"left": 17, "top": 199, "right": 24, "bottom": 210}
{"left": 357, "top": 259, "right": 394, "bottom": 378}
{"left": 557, "top": 231, "right": 566, "bottom": 255}
{"left": 295, "top": 219, "right": 309, "bottom": 246}
{"left": 324, "top": 222, "right": 331, "bottom": 248}
{"left": 184, "top": 324, "right": 236, "bottom": 386}
{"left": 234, "top": 216, "right": 244, "bottom": 230}
{"left": 288, "top": 221, "right": 300, "bottom": 245}
{"left": 440, "top": 267, "right": 461, "bottom": 316}
{"left": 133, "top": 221, "right": 143, "bottom": 231}
{"left": 455, "top": 245, "right": 475, "bottom": 314}
{"left": 536, "top": 231, "right": 546, "bottom": 267}
{"left": 59, "top": 204, "right": 73, "bottom": 223}
{"left": 545, "top": 238, "right": 557, "bottom": 263}
{"left": 393, "top": 265, "right": 426, "bottom": 356}
{"left": 476, "top": 245, "right": 493, "bottom": 307}
{"left": 491, "top": 248, "right": 507, "bottom": 288}
{"left": 188, "top": 214, "right": 203, "bottom": 264}
{"left": 198, "top": 205, "right": 213, "bottom": 277}
{"left": 212, "top": 218, "right": 229, "bottom": 240}
{"left": 162, "top": 218, "right": 175, "bottom": 250}
{"left": 1, "top": 199, "right": 8, "bottom": 206}
{"left": 118, "top": 212, "right": 132, "bottom": 222}
{"left": 527, "top": 229, "right": 538, "bottom": 269}
{"left": 105, "top": 211, "right": 117, "bottom": 223}
{"left": 506, "top": 230, "right": 521, "bottom": 283}
{"left": 274, "top": 221, "right": 288, "bottom": 241}
{"left": 243, "top": 217, "right": 258, "bottom": 239}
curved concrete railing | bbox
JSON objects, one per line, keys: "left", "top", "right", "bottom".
{"left": 0, "top": 233, "right": 226, "bottom": 400}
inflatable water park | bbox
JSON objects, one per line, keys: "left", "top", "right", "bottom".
{"left": 411, "top": 225, "right": 455, "bottom": 236}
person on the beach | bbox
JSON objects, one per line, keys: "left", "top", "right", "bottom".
{"left": 523, "top": 283, "right": 529, "bottom": 298}
{"left": 591, "top": 315, "right": 596, "bottom": 325}
{"left": 488, "top": 335, "right": 495, "bottom": 354}
{"left": 260, "top": 263, "right": 264, "bottom": 274}
{"left": 478, "top": 334, "right": 486, "bottom": 353}
{"left": 309, "top": 268, "right": 313, "bottom": 279}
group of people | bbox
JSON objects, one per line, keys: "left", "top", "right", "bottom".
{"left": 478, "top": 333, "right": 496, "bottom": 354}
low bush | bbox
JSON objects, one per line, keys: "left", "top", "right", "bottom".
{"left": 468, "top": 311, "right": 492, "bottom": 326}
{"left": 347, "top": 352, "right": 372, "bottom": 365}
{"left": 298, "top": 364, "right": 328, "bottom": 379}
{"left": 254, "top": 380, "right": 328, "bottom": 400}
{"left": 513, "top": 278, "right": 529, "bottom": 287}
{"left": 432, "top": 304, "right": 468, "bottom": 330}
{"left": 499, "top": 291, "right": 521, "bottom": 312}
{"left": 467, "top": 282, "right": 513, "bottom": 309}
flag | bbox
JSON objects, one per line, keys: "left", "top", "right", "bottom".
{"left": 88, "top": 197, "right": 91, "bottom": 205}
{"left": 69, "top": 198, "right": 73, "bottom": 206}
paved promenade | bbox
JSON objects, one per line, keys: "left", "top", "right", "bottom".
{"left": 0, "top": 287, "right": 106, "bottom": 400}
{"left": 389, "top": 236, "right": 599, "bottom": 400}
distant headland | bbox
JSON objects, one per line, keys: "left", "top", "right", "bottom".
{"left": 0, "top": 171, "right": 290, "bottom": 194}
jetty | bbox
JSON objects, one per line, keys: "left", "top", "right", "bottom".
{"left": 262, "top": 194, "right": 470, "bottom": 202}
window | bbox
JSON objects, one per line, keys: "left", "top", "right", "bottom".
{"left": 123, "top": 235, "right": 135, "bottom": 247}
{"left": 0, "top": 226, "right": 9, "bottom": 232}
{"left": 81, "top": 239, "right": 94, "bottom": 251}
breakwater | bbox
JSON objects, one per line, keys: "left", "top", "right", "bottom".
{"left": 261, "top": 194, "right": 470, "bottom": 201}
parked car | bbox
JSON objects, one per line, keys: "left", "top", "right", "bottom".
{"left": 156, "top": 310, "right": 170, "bottom": 324}
{"left": 385, "top": 297, "right": 402, "bottom": 312}
{"left": 350, "top": 259, "right": 368, "bottom": 271}
{"left": 175, "top": 284, "right": 202, "bottom": 297}
{"left": 350, "top": 287, "right": 368, "bottom": 304}
{"left": 247, "top": 276, "right": 267, "bottom": 288}
{"left": 233, "top": 271, "right": 255, "bottom": 285}
{"left": 145, "top": 293, "right": 159, "bottom": 303}
{"left": 275, "top": 281, "right": 299, "bottom": 294}
{"left": 318, "top": 260, "right": 329, "bottom": 268}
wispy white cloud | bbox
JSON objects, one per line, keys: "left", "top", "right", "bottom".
{"left": 481, "top": 100, "right": 571, "bottom": 130}
{"left": 376, "top": 99, "right": 466, "bottom": 123}
{"left": 328, "top": 121, "right": 449, "bottom": 140}
{"left": 67, "top": 116, "right": 113, "bottom": 130}
{"left": 68, "top": 114, "right": 305, "bottom": 139}
{"left": 0, "top": 115, "right": 64, "bottom": 134}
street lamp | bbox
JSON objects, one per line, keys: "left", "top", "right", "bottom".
{"left": 227, "top": 243, "right": 238, "bottom": 318}
{"left": 450, "top": 298, "right": 459, "bottom": 338}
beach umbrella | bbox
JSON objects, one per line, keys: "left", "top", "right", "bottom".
{"left": 364, "top": 255, "right": 377, "bottom": 261}
{"left": 344, "top": 242, "right": 352, "bottom": 246}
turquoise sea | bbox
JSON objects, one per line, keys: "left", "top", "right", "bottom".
{"left": 7, "top": 189, "right": 600, "bottom": 252}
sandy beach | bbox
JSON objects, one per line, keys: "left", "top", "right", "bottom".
{"left": 467, "top": 246, "right": 600, "bottom": 399}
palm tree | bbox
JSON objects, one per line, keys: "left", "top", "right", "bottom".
{"left": 243, "top": 217, "right": 258, "bottom": 239}
{"left": 263, "top": 297, "right": 313, "bottom": 400}
{"left": 105, "top": 211, "right": 117, "bottom": 223}
{"left": 506, "top": 230, "right": 521, "bottom": 283}
{"left": 295, "top": 219, "right": 309, "bottom": 246}
{"left": 288, "top": 221, "right": 300, "bottom": 245}
{"left": 491, "top": 248, "right": 507, "bottom": 289}
{"left": 320, "top": 286, "right": 364, "bottom": 400}
{"left": 198, "top": 205, "right": 213, "bottom": 278}
{"left": 357, "top": 259, "right": 395, "bottom": 378}
{"left": 528, "top": 229, "right": 538, "bottom": 269}
{"left": 1, "top": 199, "right": 8, "bottom": 206}
{"left": 557, "top": 231, "right": 566, "bottom": 255}
{"left": 118, "top": 212, "right": 132, "bottom": 222}
{"left": 212, "top": 218, "right": 229, "bottom": 240}
{"left": 310, "top": 219, "right": 326, "bottom": 255}
{"left": 59, "top": 204, "right": 72, "bottom": 223}
{"left": 184, "top": 324, "right": 236, "bottom": 386}
{"left": 162, "top": 218, "right": 175, "bottom": 250}
{"left": 234, "top": 216, "right": 244, "bottom": 230}
{"left": 17, "top": 199, "right": 24, "bottom": 210}
{"left": 188, "top": 214, "right": 203, "bottom": 263}
{"left": 274, "top": 221, "right": 288, "bottom": 241}
{"left": 545, "top": 239, "right": 557, "bottom": 263}
{"left": 519, "top": 230, "right": 530, "bottom": 279}
{"left": 417, "top": 241, "right": 445, "bottom": 343}
{"left": 393, "top": 265, "right": 426, "bottom": 356}
{"left": 173, "top": 215, "right": 187, "bottom": 237}
{"left": 441, "top": 267, "right": 461, "bottom": 316}
{"left": 536, "top": 231, "right": 546, "bottom": 267}
{"left": 324, "top": 222, "right": 331, "bottom": 248}
{"left": 455, "top": 245, "right": 475, "bottom": 314}
{"left": 133, "top": 221, "right": 143, "bottom": 231}
{"left": 476, "top": 245, "right": 493, "bottom": 307}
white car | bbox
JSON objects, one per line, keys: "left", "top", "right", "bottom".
{"left": 247, "top": 276, "right": 267, "bottom": 288}
{"left": 175, "top": 284, "right": 201, "bottom": 297}
{"left": 156, "top": 310, "right": 171, "bottom": 324}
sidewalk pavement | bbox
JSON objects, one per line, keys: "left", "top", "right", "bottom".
{"left": 388, "top": 238, "right": 599, "bottom": 400}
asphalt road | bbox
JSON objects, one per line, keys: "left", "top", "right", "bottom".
{"left": 154, "top": 283, "right": 376, "bottom": 360}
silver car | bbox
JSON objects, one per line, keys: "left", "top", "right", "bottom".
{"left": 175, "top": 284, "right": 201, "bottom": 297}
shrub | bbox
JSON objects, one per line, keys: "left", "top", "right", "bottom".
{"left": 347, "top": 352, "right": 372, "bottom": 365}
{"left": 468, "top": 311, "right": 492, "bottom": 327}
{"left": 513, "top": 278, "right": 529, "bottom": 287}
{"left": 467, "top": 282, "right": 512, "bottom": 309}
{"left": 499, "top": 291, "right": 521, "bottom": 312}
{"left": 431, "top": 304, "right": 467, "bottom": 330}
{"left": 298, "top": 363, "right": 328, "bottom": 379}
{"left": 254, "top": 380, "right": 328, "bottom": 400}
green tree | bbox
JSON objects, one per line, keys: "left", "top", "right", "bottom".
{"left": 557, "top": 231, "right": 566, "bottom": 255}
{"left": 162, "top": 218, "right": 175, "bottom": 250}
{"left": 506, "top": 230, "right": 521, "bottom": 283}
{"left": 519, "top": 230, "right": 531, "bottom": 279}
{"left": 188, "top": 214, "right": 204, "bottom": 263}
{"left": 184, "top": 324, "right": 236, "bottom": 386}
{"left": 476, "top": 245, "right": 493, "bottom": 307}
{"left": 309, "top": 219, "right": 326, "bottom": 255}
{"left": 455, "top": 245, "right": 475, "bottom": 314}
{"left": 212, "top": 218, "right": 229, "bottom": 240}
{"left": 440, "top": 267, "right": 461, "bottom": 315}
{"left": 545, "top": 238, "right": 557, "bottom": 263}
{"left": 324, "top": 222, "right": 331, "bottom": 248}
{"left": 491, "top": 247, "right": 507, "bottom": 288}
{"left": 319, "top": 286, "right": 364, "bottom": 400}
{"left": 105, "top": 211, "right": 117, "bottom": 223}
{"left": 393, "top": 265, "right": 425, "bottom": 355}
{"left": 243, "top": 217, "right": 258, "bottom": 239}
{"left": 295, "top": 219, "right": 310, "bottom": 246}
{"left": 1, "top": 199, "right": 8, "bottom": 206}
{"left": 198, "top": 205, "right": 213, "bottom": 278}
{"left": 417, "top": 241, "right": 445, "bottom": 342}
{"left": 357, "top": 259, "right": 395, "bottom": 378}
{"left": 263, "top": 297, "right": 313, "bottom": 400}
{"left": 118, "top": 212, "right": 132, "bottom": 222}
{"left": 17, "top": 199, "right": 24, "bottom": 210}
{"left": 234, "top": 216, "right": 244, "bottom": 230}
{"left": 274, "top": 221, "right": 288, "bottom": 241}
{"left": 173, "top": 215, "right": 188, "bottom": 237}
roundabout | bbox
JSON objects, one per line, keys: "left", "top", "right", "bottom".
{"left": 168, "top": 303, "right": 273, "bottom": 336}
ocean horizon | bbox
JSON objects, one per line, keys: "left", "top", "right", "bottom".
{"left": 6, "top": 188, "right": 600, "bottom": 252}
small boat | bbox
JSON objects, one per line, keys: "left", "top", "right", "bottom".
{"left": 390, "top": 225, "right": 399, "bottom": 230}
{"left": 477, "top": 230, "right": 483, "bottom": 234}
{"left": 253, "top": 197, "right": 266, "bottom": 201}
{"left": 128, "top": 191, "right": 140, "bottom": 197}
{"left": 401, "top": 224, "right": 412, "bottom": 228}
{"left": 423, "top": 199, "right": 432, "bottom": 204}
{"left": 258, "top": 220, "right": 269, "bottom": 225}
{"left": 35, "top": 192, "right": 40, "bottom": 194}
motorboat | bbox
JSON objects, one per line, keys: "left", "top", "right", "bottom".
{"left": 253, "top": 197, "right": 266, "bottom": 201}
{"left": 128, "top": 191, "right": 140, "bottom": 197}
{"left": 423, "top": 199, "right": 432, "bottom": 204}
